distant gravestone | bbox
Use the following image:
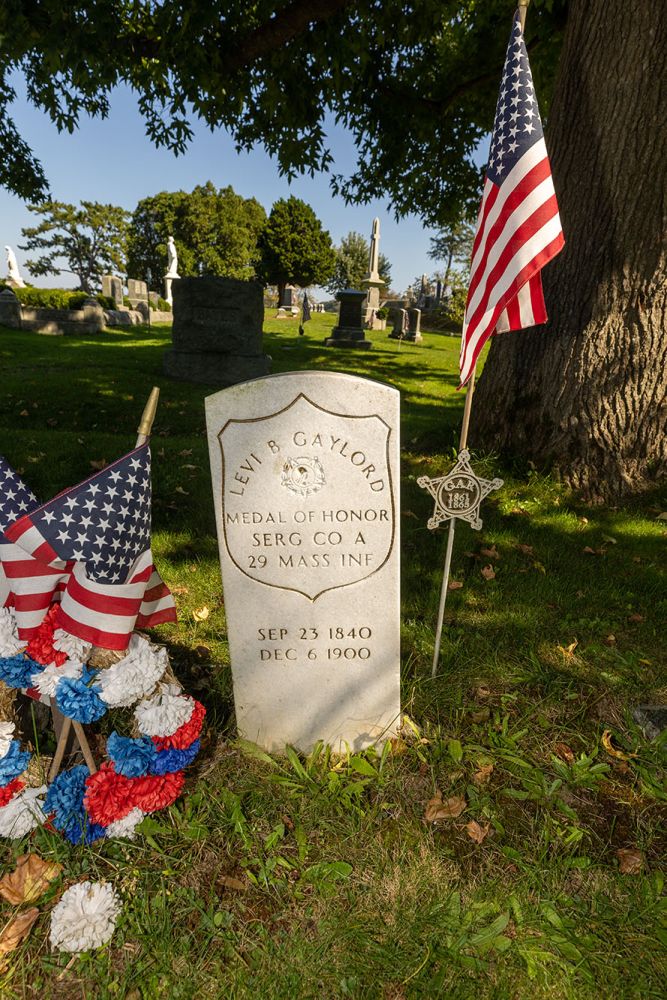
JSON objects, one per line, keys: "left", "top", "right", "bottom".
{"left": 127, "top": 278, "right": 148, "bottom": 306}
{"left": 325, "top": 289, "right": 371, "bottom": 349}
{"left": 102, "top": 275, "right": 123, "bottom": 308}
{"left": 0, "top": 288, "right": 21, "bottom": 329}
{"left": 164, "top": 276, "right": 270, "bottom": 386}
{"left": 205, "top": 371, "right": 401, "bottom": 752}
{"left": 405, "top": 307, "right": 423, "bottom": 343}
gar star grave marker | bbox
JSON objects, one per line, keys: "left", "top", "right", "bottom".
{"left": 206, "top": 371, "right": 400, "bottom": 752}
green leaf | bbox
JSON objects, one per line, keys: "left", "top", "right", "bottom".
{"left": 348, "top": 755, "right": 377, "bottom": 777}
{"left": 448, "top": 738, "right": 464, "bottom": 763}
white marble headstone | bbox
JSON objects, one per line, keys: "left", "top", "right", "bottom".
{"left": 205, "top": 371, "right": 401, "bottom": 752}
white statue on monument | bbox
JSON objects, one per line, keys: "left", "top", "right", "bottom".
{"left": 5, "top": 246, "right": 26, "bottom": 288}
{"left": 164, "top": 235, "right": 180, "bottom": 306}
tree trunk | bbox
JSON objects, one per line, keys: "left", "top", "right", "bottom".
{"left": 472, "top": 0, "right": 666, "bottom": 502}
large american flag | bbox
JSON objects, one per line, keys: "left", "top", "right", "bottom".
{"left": 459, "top": 10, "right": 564, "bottom": 386}
{"left": 3, "top": 446, "right": 176, "bottom": 649}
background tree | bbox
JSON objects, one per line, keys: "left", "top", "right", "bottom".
{"left": 258, "top": 197, "right": 335, "bottom": 300}
{"left": 2, "top": 0, "right": 663, "bottom": 498}
{"left": 126, "top": 183, "right": 266, "bottom": 286}
{"left": 428, "top": 219, "right": 475, "bottom": 289}
{"left": 20, "top": 201, "right": 129, "bottom": 292}
{"left": 326, "top": 231, "right": 392, "bottom": 294}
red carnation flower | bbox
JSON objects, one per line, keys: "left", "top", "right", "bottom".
{"left": 153, "top": 701, "right": 206, "bottom": 750}
{"left": 84, "top": 762, "right": 134, "bottom": 826}
{"left": 26, "top": 605, "right": 68, "bottom": 667}
{"left": 0, "top": 778, "right": 24, "bottom": 808}
{"left": 130, "top": 771, "right": 185, "bottom": 813}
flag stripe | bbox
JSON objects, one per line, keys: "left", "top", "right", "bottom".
{"left": 466, "top": 164, "right": 555, "bottom": 316}
{"left": 462, "top": 199, "right": 561, "bottom": 367}
{"left": 462, "top": 231, "right": 565, "bottom": 380}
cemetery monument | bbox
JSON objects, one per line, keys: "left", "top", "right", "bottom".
{"left": 361, "top": 218, "right": 385, "bottom": 329}
{"left": 4, "top": 245, "right": 26, "bottom": 288}
{"left": 164, "top": 235, "right": 180, "bottom": 306}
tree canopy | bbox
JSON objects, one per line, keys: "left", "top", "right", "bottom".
{"left": 326, "top": 231, "right": 392, "bottom": 295}
{"left": 0, "top": 1, "right": 567, "bottom": 225}
{"left": 258, "top": 197, "right": 335, "bottom": 293}
{"left": 126, "top": 183, "right": 266, "bottom": 285}
{"left": 20, "top": 201, "right": 129, "bottom": 292}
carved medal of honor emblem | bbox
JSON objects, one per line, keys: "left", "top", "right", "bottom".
{"left": 281, "top": 456, "right": 326, "bottom": 498}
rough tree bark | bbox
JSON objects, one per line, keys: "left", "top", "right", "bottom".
{"left": 472, "top": 0, "right": 666, "bottom": 501}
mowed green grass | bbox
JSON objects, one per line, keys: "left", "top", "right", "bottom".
{"left": 0, "top": 313, "right": 665, "bottom": 999}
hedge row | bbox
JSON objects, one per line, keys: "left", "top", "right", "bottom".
{"left": 0, "top": 284, "right": 115, "bottom": 311}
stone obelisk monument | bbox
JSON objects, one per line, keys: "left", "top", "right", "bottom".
{"left": 362, "top": 218, "right": 385, "bottom": 329}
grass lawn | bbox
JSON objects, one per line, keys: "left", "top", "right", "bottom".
{"left": 0, "top": 312, "right": 665, "bottom": 999}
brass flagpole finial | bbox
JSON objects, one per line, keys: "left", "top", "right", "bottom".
{"left": 518, "top": 0, "right": 530, "bottom": 31}
{"left": 136, "top": 386, "right": 160, "bottom": 443}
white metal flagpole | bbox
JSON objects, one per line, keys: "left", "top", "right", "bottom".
{"left": 430, "top": 369, "right": 476, "bottom": 676}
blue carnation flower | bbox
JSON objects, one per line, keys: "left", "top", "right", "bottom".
{"left": 44, "top": 765, "right": 89, "bottom": 830}
{"left": 62, "top": 814, "right": 106, "bottom": 845}
{"left": 107, "top": 732, "right": 156, "bottom": 778}
{"left": 0, "top": 654, "right": 39, "bottom": 689}
{"left": 55, "top": 669, "right": 106, "bottom": 723}
{"left": 0, "top": 740, "right": 31, "bottom": 785}
{"left": 150, "top": 739, "right": 201, "bottom": 775}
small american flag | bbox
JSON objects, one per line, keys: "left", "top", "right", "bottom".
{"left": 0, "top": 457, "right": 68, "bottom": 634}
{"left": 4, "top": 446, "right": 176, "bottom": 649}
{"left": 459, "top": 10, "right": 564, "bottom": 386}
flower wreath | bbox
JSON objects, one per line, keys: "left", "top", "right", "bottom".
{"left": 0, "top": 605, "right": 205, "bottom": 844}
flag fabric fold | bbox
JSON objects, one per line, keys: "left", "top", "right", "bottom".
{"left": 459, "top": 10, "right": 564, "bottom": 386}
{"left": 3, "top": 445, "right": 176, "bottom": 649}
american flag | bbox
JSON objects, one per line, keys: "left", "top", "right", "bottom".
{"left": 459, "top": 10, "right": 564, "bottom": 386}
{"left": 4, "top": 446, "right": 176, "bottom": 649}
{"left": 0, "top": 457, "right": 68, "bottom": 635}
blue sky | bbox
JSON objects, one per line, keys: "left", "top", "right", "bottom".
{"left": 0, "top": 81, "right": 446, "bottom": 297}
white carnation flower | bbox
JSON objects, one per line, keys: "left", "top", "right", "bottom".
{"left": 30, "top": 659, "right": 83, "bottom": 700}
{"left": 134, "top": 682, "right": 194, "bottom": 737}
{"left": 105, "top": 807, "right": 145, "bottom": 841}
{"left": 0, "top": 785, "right": 46, "bottom": 838}
{"left": 0, "top": 606, "right": 24, "bottom": 657}
{"left": 50, "top": 881, "right": 121, "bottom": 953}
{"left": 0, "top": 720, "right": 15, "bottom": 758}
{"left": 98, "top": 634, "right": 169, "bottom": 709}
{"left": 53, "top": 629, "right": 92, "bottom": 663}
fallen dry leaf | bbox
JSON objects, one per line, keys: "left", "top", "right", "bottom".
{"left": 89, "top": 458, "right": 107, "bottom": 471}
{"left": 179, "top": 448, "right": 193, "bottom": 457}
{"left": 616, "top": 847, "right": 643, "bottom": 874}
{"left": 403, "top": 510, "right": 418, "bottom": 519}
{"left": 0, "top": 907, "right": 39, "bottom": 956}
{"left": 472, "top": 763, "right": 494, "bottom": 785}
{"left": 424, "top": 792, "right": 467, "bottom": 823}
{"left": 553, "top": 743, "right": 575, "bottom": 764}
{"left": 195, "top": 644, "right": 211, "bottom": 657}
{"left": 603, "top": 634, "right": 617, "bottom": 646}
{"left": 480, "top": 545, "right": 499, "bottom": 560}
{"left": 583, "top": 546, "right": 606, "bottom": 556}
{"left": 466, "top": 820, "right": 490, "bottom": 844}
{"left": 171, "top": 585, "right": 190, "bottom": 596}
{"left": 474, "top": 683, "right": 491, "bottom": 700}
{"left": 602, "top": 729, "right": 637, "bottom": 760}
{"left": 470, "top": 707, "right": 490, "bottom": 724}
{"left": 627, "top": 613, "right": 645, "bottom": 623}
{"left": 448, "top": 580, "right": 464, "bottom": 591}
{"left": 219, "top": 875, "right": 246, "bottom": 891}
{"left": 19, "top": 409, "right": 29, "bottom": 417}
{"left": 515, "top": 543, "right": 534, "bottom": 556}
{"left": 0, "top": 854, "right": 62, "bottom": 905}
{"left": 480, "top": 564, "right": 496, "bottom": 581}
{"left": 192, "top": 606, "right": 210, "bottom": 622}
{"left": 175, "top": 486, "right": 189, "bottom": 495}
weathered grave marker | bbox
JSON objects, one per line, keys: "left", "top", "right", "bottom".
{"left": 206, "top": 371, "right": 400, "bottom": 752}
